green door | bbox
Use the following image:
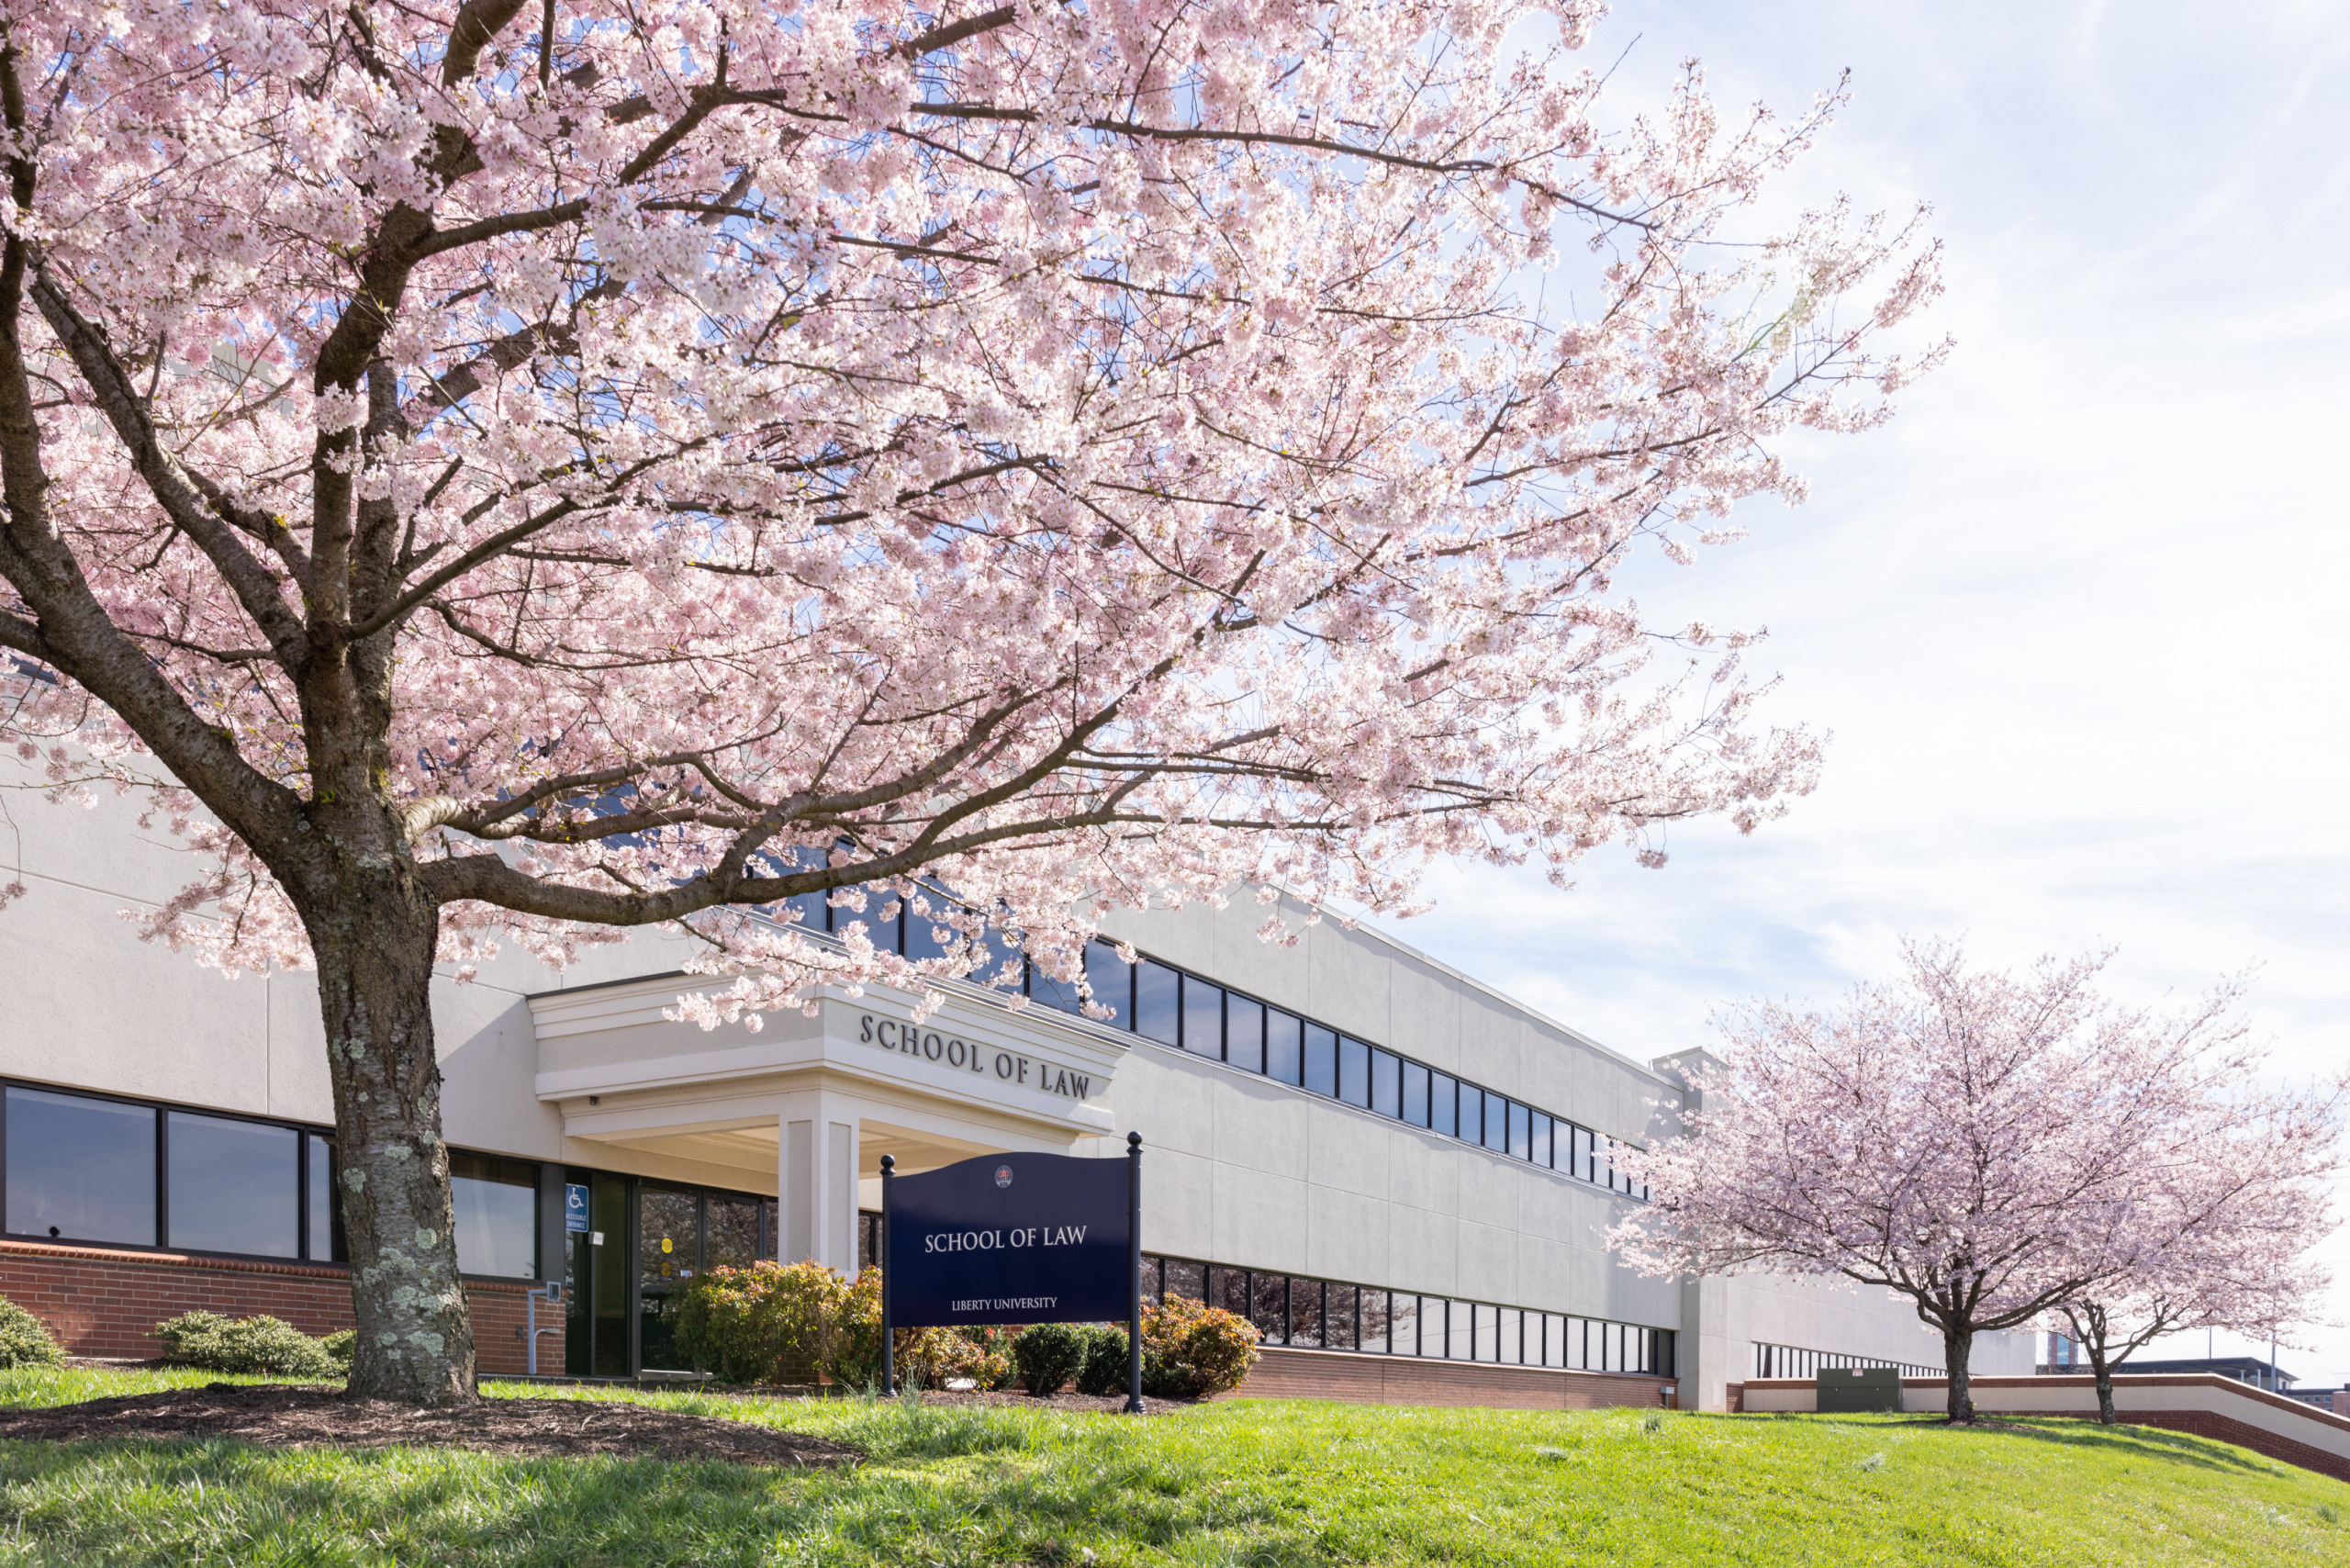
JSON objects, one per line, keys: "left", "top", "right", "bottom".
{"left": 563, "top": 1170, "right": 632, "bottom": 1378}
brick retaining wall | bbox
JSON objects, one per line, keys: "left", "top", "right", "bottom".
{"left": 0, "top": 1239, "right": 557, "bottom": 1376}
{"left": 1223, "top": 1344, "right": 1677, "bottom": 1410}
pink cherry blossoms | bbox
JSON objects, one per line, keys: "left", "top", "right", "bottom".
{"left": 1611, "top": 940, "right": 2343, "bottom": 1424}
{"left": 0, "top": 0, "right": 1941, "bottom": 1017}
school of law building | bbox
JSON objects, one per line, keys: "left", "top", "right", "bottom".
{"left": 0, "top": 781, "right": 2030, "bottom": 1409}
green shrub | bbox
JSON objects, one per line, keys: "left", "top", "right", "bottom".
{"left": 323, "top": 1330, "right": 355, "bottom": 1370}
{"left": 676, "top": 1260, "right": 870, "bottom": 1383}
{"left": 1012, "top": 1323, "right": 1087, "bottom": 1395}
{"left": 1139, "top": 1296, "right": 1259, "bottom": 1399}
{"left": 151, "top": 1311, "right": 341, "bottom": 1378}
{"left": 1074, "top": 1324, "right": 1130, "bottom": 1396}
{"left": 0, "top": 1295, "right": 61, "bottom": 1369}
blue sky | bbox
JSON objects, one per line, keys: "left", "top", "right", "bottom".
{"left": 1367, "top": 2, "right": 2350, "bottom": 1382}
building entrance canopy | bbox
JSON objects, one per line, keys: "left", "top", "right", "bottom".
{"left": 529, "top": 974, "right": 1129, "bottom": 1294}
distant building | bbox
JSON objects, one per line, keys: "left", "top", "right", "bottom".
{"left": 2281, "top": 1386, "right": 2347, "bottom": 1417}
{"left": 2112, "top": 1355, "right": 2295, "bottom": 1392}
{"left": 2037, "top": 1330, "right": 2083, "bottom": 1374}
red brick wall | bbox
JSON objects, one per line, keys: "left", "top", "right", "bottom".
{"left": 1221, "top": 1345, "right": 1677, "bottom": 1411}
{"left": 0, "top": 1239, "right": 559, "bottom": 1377}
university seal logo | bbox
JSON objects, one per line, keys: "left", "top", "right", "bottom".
{"left": 993, "top": 1164, "right": 1013, "bottom": 1189}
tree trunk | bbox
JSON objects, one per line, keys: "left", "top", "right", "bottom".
{"left": 1942, "top": 1325, "right": 1975, "bottom": 1424}
{"left": 2089, "top": 1348, "right": 2117, "bottom": 1425}
{"left": 304, "top": 865, "right": 476, "bottom": 1404}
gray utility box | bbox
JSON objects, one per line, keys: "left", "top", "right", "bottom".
{"left": 1815, "top": 1365, "right": 1905, "bottom": 1413}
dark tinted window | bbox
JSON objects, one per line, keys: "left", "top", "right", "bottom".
{"left": 1337, "top": 1036, "right": 1369, "bottom": 1105}
{"left": 6, "top": 1087, "right": 154, "bottom": 1246}
{"left": 1250, "top": 1273, "right": 1289, "bottom": 1344}
{"left": 1326, "top": 1282, "right": 1358, "bottom": 1350}
{"left": 1029, "top": 958, "right": 1083, "bottom": 1014}
{"left": 1303, "top": 1025, "right": 1337, "bottom": 1096}
{"left": 1084, "top": 941, "right": 1132, "bottom": 1025}
{"left": 838, "top": 888, "right": 901, "bottom": 954}
{"left": 166, "top": 1111, "right": 296, "bottom": 1257}
{"left": 1430, "top": 1073, "right": 1458, "bottom": 1137}
{"left": 1484, "top": 1091, "right": 1509, "bottom": 1153}
{"left": 901, "top": 890, "right": 959, "bottom": 964}
{"left": 1266, "top": 1011, "right": 1303, "bottom": 1083}
{"left": 957, "top": 923, "right": 1013, "bottom": 989}
{"left": 708, "top": 1195, "right": 765, "bottom": 1266}
{"left": 1507, "top": 1102, "right": 1531, "bottom": 1160}
{"left": 1371, "top": 1049, "right": 1401, "bottom": 1118}
{"left": 1134, "top": 960, "right": 1180, "bottom": 1046}
{"left": 1181, "top": 975, "right": 1224, "bottom": 1056}
{"left": 1288, "top": 1277, "right": 1324, "bottom": 1348}
{"left": 1225, "top": 994, "right": 1265, "bottom": 1073}
{"left": 1531, "top": 1113, "right": 1553, "bottom": 1168}
{"left": 307, "top": 1133, "right": 341, "bottom": 1261}
{"left": 1390, "top": 1294, "right": 1419, "bottom": 1356}
{"left": 1402, "top": 1060, "right": 1429, "bottom": 1126}
{"left": 1163, "top": 1258, "right": 1206, "bottom": 1303}
{"left": 451, "top": 1152, "right": 538, "bottom": 1278}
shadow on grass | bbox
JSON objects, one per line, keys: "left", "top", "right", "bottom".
{"left": 0, "top": 1417, "right": 1325, "bottom": 1568}
{"left": 1692, "top": 1409, "right": 2279, "bottom": 1481}
{"left": 1973, "top": 1415, "right": 2283, "bottom": 1478}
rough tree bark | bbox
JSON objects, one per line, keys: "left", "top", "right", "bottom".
{"left": 302, "top": 867, "right": 475, "bottom": 1403}
{"left": 1941, "top": 1325, "right": 1975, "bottom": 1425}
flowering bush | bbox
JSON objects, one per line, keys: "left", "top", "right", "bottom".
{"left": 1140, "top": 1298, "right": 1260, "bottom": 1399}
{"left": 676, "top": 1260, "right": 863, "bottom": 1384}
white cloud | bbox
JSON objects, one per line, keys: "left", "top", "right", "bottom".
{"left": 1374, "top": 0, "right": 2350, "bottom": 1383}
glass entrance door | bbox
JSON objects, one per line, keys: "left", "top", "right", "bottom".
{"left": 637, "top": 1184, "right": 704, "bottom": 1371}
{"left": 563, "top": 1170, "right": 775, "bottom": 1377}
{"left": 564, "top": 1170, "right": 632, "bottom": 1377}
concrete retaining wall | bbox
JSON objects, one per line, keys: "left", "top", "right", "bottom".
{"left": 1738, "top": 1373, "right": 2350, "bottom": 1484}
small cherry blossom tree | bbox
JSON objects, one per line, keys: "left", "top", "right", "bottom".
{"left": 2053, "top": 1082, "right": 2340, "bottom": 1425}
{"left": 0, "top": 0, "right": 1941, "bottom": 1401}
{"left": 1611, "top": 942, "right": 2305, "bottom": 1424}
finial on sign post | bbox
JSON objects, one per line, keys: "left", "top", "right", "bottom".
{"left": 879, "top": 1152, "right": 896, "bottom": 1397}
{"left": 1125, "top": 1131, "right": 1146, "bottom": 1414}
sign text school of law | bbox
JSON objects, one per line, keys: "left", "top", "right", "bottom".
{"left": 858, "top": 1012, "right": 1097, "bottom": 1101}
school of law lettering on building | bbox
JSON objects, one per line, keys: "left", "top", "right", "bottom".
{"left": 0, "top": 772, "right": 2034, "bottom": 1405}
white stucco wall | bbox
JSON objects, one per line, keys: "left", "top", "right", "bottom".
{"left": 0, "top": 778, "right": 2022, "bottom": 1405}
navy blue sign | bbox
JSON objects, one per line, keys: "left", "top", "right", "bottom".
{"left": 565, "top": 1183, "right": 590, "bottom": 1234}
{"left": 887, "top": 1152, "right": 1130, "bottom": 1327}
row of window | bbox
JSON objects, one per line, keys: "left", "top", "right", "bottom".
{"left": 792, "top": 889, "right": 1650, "bottom": 1200}
{"left": 1, "top": 1082, "right": 540, "bottom": 1278}
{"left": 1751, "top": 1342, "right": 1939, "bottom": 1380}
{"left": 1146, "top": 1255, "right": 1673, "bottom": 1376}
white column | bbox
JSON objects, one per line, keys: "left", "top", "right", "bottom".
{"left": 776, "top": 1090, "right": 861, "bottom": 1274}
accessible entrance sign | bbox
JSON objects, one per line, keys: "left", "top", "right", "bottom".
{"left": 880, "top": 1137, "right": 1147, "bottom": 1410}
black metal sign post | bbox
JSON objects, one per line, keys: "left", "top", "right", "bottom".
{"left": 1125, "top": 1131, "right": 1145, "bottom": 1415}
{"left": 879, "top": 1153, "right": 896, "bottom": 1398}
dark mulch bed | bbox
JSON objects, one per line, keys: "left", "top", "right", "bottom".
{"left": 0, "top": 1383, "right": 860, "bottom": 1466}
{"left": 876, "top": 1386, "right": 1179, "bottom": 1414}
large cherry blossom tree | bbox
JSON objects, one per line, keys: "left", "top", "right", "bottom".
{"left": 0, "top": 0, "right": 1940, "bottom": 1401}
{"left": 1609, "top": 943, "right": 2331, "bottom": 1424}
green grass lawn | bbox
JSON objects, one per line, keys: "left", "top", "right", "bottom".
{"left": 0, "top": 1367, "right": 2343, "bottom": 1565}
